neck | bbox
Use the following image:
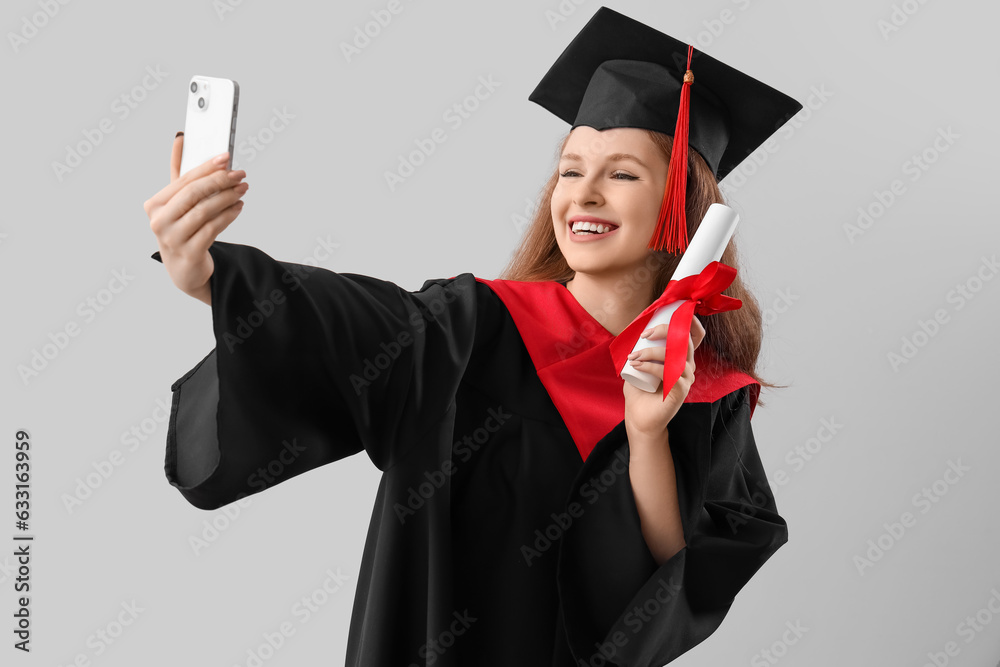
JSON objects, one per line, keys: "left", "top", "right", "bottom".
{"left": 565, "top": 268, "right": 660, "bottom": 336}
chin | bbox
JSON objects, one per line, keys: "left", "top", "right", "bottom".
{"left": 563, "top": 256, "right": 621, "bottom": 278}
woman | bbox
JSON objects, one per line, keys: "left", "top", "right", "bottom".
{"left": 143, "top": 7, "right": 801, "bottom": 666}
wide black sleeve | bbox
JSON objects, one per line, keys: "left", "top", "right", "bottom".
{"left": 150, "top": 241, "right": 479, "bottom": 510}
{"left": 556, "top": 385, "right": 787, "bottom": 667}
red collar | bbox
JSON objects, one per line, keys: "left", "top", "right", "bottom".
{"left": 475, "top": 277, "right": 760, "bottom": 461}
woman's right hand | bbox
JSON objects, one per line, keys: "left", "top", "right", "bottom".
{"left": 143, "top": 133, "right": 249, "bottom": 305}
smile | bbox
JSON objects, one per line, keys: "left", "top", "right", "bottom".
{"left": 567, "top": 218, "right": 620, "bottom": 242}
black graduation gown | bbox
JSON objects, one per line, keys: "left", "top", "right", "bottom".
{"left": 150, "top": 241, "right": 787, "bottom": 667}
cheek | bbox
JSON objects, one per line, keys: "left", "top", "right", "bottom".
{"left": 550, "top": 190, "right": 567, "bottom": 220}
{"left": 637, "top": 190, "right": 663, "bottom": 230}
{"left": 614, "top": 199, "right": 657, "bottom": 247}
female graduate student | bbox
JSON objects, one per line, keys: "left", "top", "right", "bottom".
{"left": 143, "top": 7, "right": 802, "bottom": 666}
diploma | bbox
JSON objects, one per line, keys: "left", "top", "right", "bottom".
{"left": 619, "top": 203, "right": 741, "bottom": 392}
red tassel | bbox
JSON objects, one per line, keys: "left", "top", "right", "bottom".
{"left": 649, "top": 44, "right": 695, "bottom": 254}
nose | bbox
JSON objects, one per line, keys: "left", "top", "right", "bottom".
{"left": 571, "top": 172, "right": 605, "bottom": 207}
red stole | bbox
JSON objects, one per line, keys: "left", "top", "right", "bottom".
{"left": 474, "top": 277, "right": 760, "bottom": 461}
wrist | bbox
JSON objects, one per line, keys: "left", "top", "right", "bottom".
{"left": 625, "top": 420, "right": 669, "bottom": 452}
{"left": 189, "top": 282, "right": 212, "bottom": 306}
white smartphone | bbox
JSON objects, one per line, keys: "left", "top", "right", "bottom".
{"left": 179, "top": 75, "right": 239, "bottom": 177}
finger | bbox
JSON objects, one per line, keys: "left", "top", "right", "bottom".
{"left": 669, "top": 337, "right": 696, "bottom": 387}
{"left": 691, "top": 315, "right": 706, "bottom": 350}
{"left": 628, "top": 334, "right": 665, "bottom": 378}
{"left": 627, "top": 353, "right": 664, "bottom": 381}
{"left": 634, "top": 320, "right": 688, "bottom": 365}
{"left": 641, "top": 322, "right": 669, "bottom": 340}
{"left": 631, "top": 341, "right": 664, "bottom": 364}
{"left": 187, "top": 198, "right": 245, "bottom": 254}
{"left": 148, "top": 150, "right": 234, "bottom": 212}
{"left": 159, "top": 167, "right": 244, "bottom": 229}
{"left": 169, "top": 177, "right": 248, "bottom": 246}
{"left": 170, "top": 132, "right": 183, "bottom": 183}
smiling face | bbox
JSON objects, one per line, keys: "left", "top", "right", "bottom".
{"left": 551, "top": 126, "right": 670, "bottom": 281}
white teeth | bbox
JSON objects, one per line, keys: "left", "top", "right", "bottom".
{"left": 571, "top": 221, "right": 616, "bottom": 234}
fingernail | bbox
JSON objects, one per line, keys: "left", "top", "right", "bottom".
{"left": 627, "top": 351, "right": 638, "bottom": 359}
{"left": 175, "top": 130, "right": 184, "bottom": 138}
{"left": 213, "top": 152, "right": 230, "bottom": 165}
{"left": 640, "top": 329, "right": 651, "bottom": 338}
{"left": 629, "top": 359, "right": 640, "bottom": 366}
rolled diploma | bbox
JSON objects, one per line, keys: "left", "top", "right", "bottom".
{"left": 620, "top": 203, "right": 741, "bottom": 392}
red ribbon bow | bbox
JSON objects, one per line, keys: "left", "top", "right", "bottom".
{"left": 608, "top": 261, "right": 743, "bottom": 400}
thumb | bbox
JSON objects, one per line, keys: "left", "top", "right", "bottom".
{"left": 170, "top": 131, "right": 183, "bottom": 183}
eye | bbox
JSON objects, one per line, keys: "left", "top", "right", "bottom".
{"left": 558, "top": 169, "right": 638, "bottom": 180}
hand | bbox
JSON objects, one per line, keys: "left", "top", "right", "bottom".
{"left": 622, "top": 315, "right": 706, "bottom": 438}
{"left": 142, "top": 133, "right": 249, "bottom": 305}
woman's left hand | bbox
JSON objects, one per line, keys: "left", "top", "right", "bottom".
{"left": 622, "top": 315, "right": 706, "bottom": 437}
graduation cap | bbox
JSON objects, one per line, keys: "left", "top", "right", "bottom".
{"left": 528, "top": 6, "right": 803, "bottom": 253}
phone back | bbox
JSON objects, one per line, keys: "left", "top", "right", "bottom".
{"left": 179, "top": 75, "right": 239, "bottom": 176}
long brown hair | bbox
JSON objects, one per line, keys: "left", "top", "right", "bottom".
{"left": 499, "top": 128, "right": 785, "bottom": 403}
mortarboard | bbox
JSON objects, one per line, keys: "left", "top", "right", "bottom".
{"left": 528, "top": 6, "right": 803, "bottom": 253}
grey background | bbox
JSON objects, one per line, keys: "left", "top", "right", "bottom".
{"left": 2, "top": 0, "right": 999, "bottom": 664}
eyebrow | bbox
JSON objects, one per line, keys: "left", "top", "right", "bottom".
{"left": 559, "top": 152, "right": 650, "bottom": 169}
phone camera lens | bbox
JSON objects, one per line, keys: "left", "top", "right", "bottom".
{"left": 190, "top": 82, "right": 198, "bottom": 93}
{"left": 198, "top": 97, "right": 205, "bottom": 109}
